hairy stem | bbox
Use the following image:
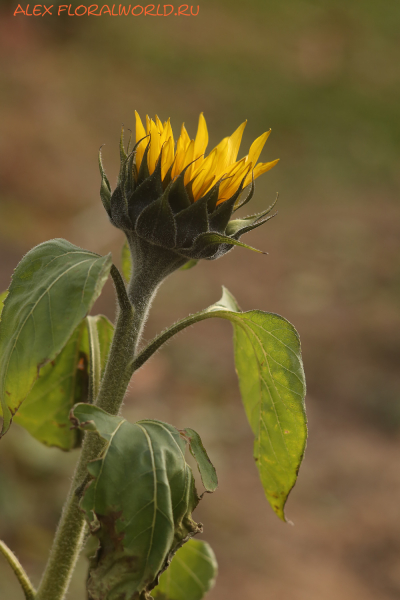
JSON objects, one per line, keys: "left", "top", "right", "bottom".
{"left": 35, "top": 264, "right": 160, "bottom": 600}
{"left": 0, "top": 540, "right": 36, "bottom": 600}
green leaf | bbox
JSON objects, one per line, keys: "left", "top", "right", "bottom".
{"left": 13, "top": 321, "right": 87, "bottom": 449}
{"left": 121, "top": 240, "right": 132, "bottom": 283}
{"left": 152, "top": 539, "right": 218, "bottom": 600}
{"left": 12, "top": 315, "right": 114, "bottom": 450}
{"left": 232, "top": 304, "right": 307, "bottom": 521}
{"left": 83, "top": 315, "right": 114, "bottom": 404}
{"left": 0, "top": 239, "right": 112, "bottom": 436}
{"left": 133, "top": 287, "right": 307, "bottom": 521}
{"left": 182, "top": 429, "right": 218, "bottom": 493}
{"left": 0, "top": 291, "right": 7, "bottom": 320}
{"left": 71, "top": 404, "right": 214, "bottom": 600}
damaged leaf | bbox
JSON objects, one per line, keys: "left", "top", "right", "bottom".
{"left": 0, "top": 239, "right": 112, "bottom": 436}
{"left": 13, "top": 315, "right": 113, "bottom": 450}
{"left": 181, "top": 429, "right": 218, "bottom": 493}
{"left": 152, "top": 539, "right": 217, "bottom": 600}
{"left": 71, "top": 404, "right": 216, "bottom": 600}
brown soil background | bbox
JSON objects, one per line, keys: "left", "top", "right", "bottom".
{"left": 0, "top": 1, "right": 399, "bottom": 598}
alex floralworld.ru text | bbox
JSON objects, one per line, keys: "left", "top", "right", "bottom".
{"left": 14, "top": 4, "right": 200, "bottom": 16}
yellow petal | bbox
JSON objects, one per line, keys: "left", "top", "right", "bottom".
{"left": 188, "top": 113, "right": 209, "bottom": 180}
{"left": 182, "top": 140, "right": 196, "bottom": 185}
{"left": 161, "top": 136, "right": 174, "bottom": 180}
{"left": 148, "top": 119, "right": 161, "bottom": 174}
{"left": 219, "top": 161, "right": 252, "bottom": 202}
{"left": 160, "top": 118, "right": 174, "bottom": 148}
{"left": 172, "top": 124, "right": 191, "bottom": 178}
{"left": 218, "top": 158, "right": 247, "bottom": 196}
{"left": 247, "top": 130, "right": 271, "bottom": 166}
{"left": 135, "top": 111, "right": 147, "bottom": 172}
{"left": 191, "top": 148, "right": 218, "bottom": 198}
{"left": 244, "top": 159, "right": 280, "bottom": 187}
{"left": 226, "top": 120, "right": 247, "bottom": 165}
{"left": 210, "top": 137, "right": 231, "bottom": 181}
{"left": 193, "top": 175, "right": 216, "bottom": 201}
{"left": 155, "top": 115, "right": 164, "bottom": 134}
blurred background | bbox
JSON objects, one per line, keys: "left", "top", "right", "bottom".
{"left": 0, "top": 0, "right": 400, "bottom": 598}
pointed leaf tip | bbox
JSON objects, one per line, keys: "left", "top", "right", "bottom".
{"left": 181, "top": 428, "right": 218, "bottom": 493}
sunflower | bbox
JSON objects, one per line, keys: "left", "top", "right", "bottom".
{"left": 100, "top": 113, "right": 279, "bottom": 278}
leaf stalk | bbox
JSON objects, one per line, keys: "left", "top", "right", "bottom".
{"left": 0, "top": 540, "right": 36, "bottom": 600}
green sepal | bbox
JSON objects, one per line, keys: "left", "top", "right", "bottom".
{"left": 136, "top": 184, "right": 177, "bottom": 249}
{"left": 152, "top": 539, "right": 218, "bottom": 600}
{"left": 137, "top": 140, "right": 151, "bottom": 184}
{"left": 126, "top": 129, "right": 133, "bottom": 154}
{"left": 125, "top": 148, "right": 136, "bottom": 196}
{"left": 203, "top": 181, "right": 221, "bottom": 214}
{"left": 180, "top": 259, "right": 198, "bottom": 271}
{"left": 71, "top": 405, "right": 216, "bottom": 600}
{"left": 208, "top": 179, "right": 245, "bottom": 232}
{"left": 233, "top": 174, "right": 255, "bottom": 212}
{"left": 187, "top": 232, "right": 265, "bottom": 260}
{"left": 226, "top": 209, "right": 276, "bottom": 238}
{"left": 174, "top": 194, "right": 209, "bottom": 248}
{"left": 129, "top": 150, "right": 164, "bottom": 223}
{"left": 99, "top": 148, "right": 112, "bottom": 215}
{"left": 119, "top": 126, "right": 128, "bottom": 165}
{"left": 166, "top": 167, "right": 192, "bottom": 214}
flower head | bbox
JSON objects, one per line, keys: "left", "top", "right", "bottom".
{"left": 100, "top": 113, "right": 279, "bottom": 271}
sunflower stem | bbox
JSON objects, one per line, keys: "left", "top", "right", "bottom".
{"left": 35, "top": 263, "right": 162, "bottom": 600}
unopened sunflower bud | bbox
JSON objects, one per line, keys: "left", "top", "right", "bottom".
{"left": 101, "top": 112, "right": 279, "bottom": 287}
